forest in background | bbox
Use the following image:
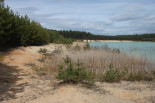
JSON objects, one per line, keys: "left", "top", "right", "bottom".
{"left": 58, "top": 30, "right": 155, "bottom": 41}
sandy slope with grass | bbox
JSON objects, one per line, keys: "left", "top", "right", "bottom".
{"left": 0, "top": 42, "right": 155, "bottom": 103}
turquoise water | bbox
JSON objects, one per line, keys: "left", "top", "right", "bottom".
{"left": 89, "top": 42, "right": 155, "bottom": 63}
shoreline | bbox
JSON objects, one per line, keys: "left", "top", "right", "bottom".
{"left": 83, "top": 40, "right": 155, "bottom": 43}
{"left": 86, "top": 40, "right": 133, "bottom": 42}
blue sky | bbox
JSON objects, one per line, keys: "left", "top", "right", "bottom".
{"left": 5, "top": 0, "right": 155, "bottom": 35}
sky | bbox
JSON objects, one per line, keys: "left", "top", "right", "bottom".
{"left": 5, "top": 0, "right": 155, "bottom": 35}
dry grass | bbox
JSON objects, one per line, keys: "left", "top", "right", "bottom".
{"left": 55, "top": 48, "right": 154, "bottom": 76}
{"left": 39, "top": 44, "right": 154, "bottom": 82}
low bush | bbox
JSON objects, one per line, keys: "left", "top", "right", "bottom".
{"left": 127, "top": 72, "right": 143, "bottom": 81}
{"left": 38, "top": 48, "right": 47, "bottom": 53}
{"left": 83, "top": 42, "right": 90, "bottom": 50}
{"left": 74, "top": 44, "right": 81, "bottom": 51}
{"left": 98, "top": 63, "right": 154, "bottom": 83}
{"left": 103, "top": 69, "right": 122, "bottom": 83}
{"left": 112, "top": 48, "right": 120, "bottom": 54}
{"left": 55, "top": 55, "right": 94, "bottom": 85}
{"left": 102, "top": 69, "right": 153, "bottom": 83}
{"left": 126, "top": 72, "right": 153, "bottom": 82}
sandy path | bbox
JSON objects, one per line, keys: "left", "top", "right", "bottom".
{"left": 0, "top": 42, "right": 155, "bottom": 103}
{"left": 28, "top": 85, "right": 133, "bottom": 103}
{"left": 28, "top": 81, "right": 155, "bottom": 103}
{"left": 1, "top": 43, "right": 57, "bottom": 103}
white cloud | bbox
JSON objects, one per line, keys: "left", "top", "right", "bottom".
{"left": 5, "top": 0, "right": 155, "bottom": 35}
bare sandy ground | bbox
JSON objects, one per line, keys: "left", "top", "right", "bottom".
{"left": 0, "top": 42, "right": 155, "bottom": 103}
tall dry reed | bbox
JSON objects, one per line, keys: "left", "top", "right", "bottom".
{"left": 55, "top": 48, "right": 154, "bottom": 76}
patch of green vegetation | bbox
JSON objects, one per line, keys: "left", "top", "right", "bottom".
{"left": 112, "top": 48, "right": 120, "bottom": 54}
{"left": 83, "top": 42, "right": 90, "bottom": 50}
{"left": 97, "top": 63, "right": 154, "bottom": 83}
{"left": 127, "top": 72, "right": 143, "bottom": 82}
{"left": 103, "top": 69, "right": 122, "bottom": 83}
{"left": 74, "top": 44, "right": 81, "bottom": 51}
{"left": 38, "top": 48, "right": 47, "bottom": 53}
{"left": 126, "top": 72, "right": 154, "bottom": 82}
{"left": 31, "top": 66, "right": 47, "bottom": 76}
{"left": 55, "top": 58, "right": 155, "bottom": 84}
{"left": 55, "top": 55, "right": 94, "bottom": 85}
{"left": 48, "top": 30, "right": 73, "bottom": 44}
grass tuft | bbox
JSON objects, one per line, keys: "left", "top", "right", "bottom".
{"left": 31, "top": 66, "right": 47, "bottom": 76}
{"left": 38, "top": 48, "right": 47, "bottom": 53}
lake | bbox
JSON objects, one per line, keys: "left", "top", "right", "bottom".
{"left": 89, "top": 42, "right": 155, "bottom": 64}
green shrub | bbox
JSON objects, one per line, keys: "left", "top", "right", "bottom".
{"left": 121, "top": 68, "right": 129, "bottom": 80}
{"left": 55, "top": 55, "right": 94, "bottom": 84}
{"left": 102, "top": 63, "right": 122, "bottom": 83}
{"left": 103, "top": 68, "right": 154, "bottom": 82}
{"left": 83, "top": 42, "right": 90, "bottom": 50}
{"left": 112, "top": 48, "right": 120, "bottom": 53}
{"left": 74, "top": 44, "right": 81, "bottom": 51}
{"left": 128, "top": 72, "right": 154, "bottom": 81}
{"left": 127, "top": 72, "right": 143, "bottom": 81}
{"left": 103, "top": 69, "right": 122, "bottom": 83}
{"left": 48, "top": 30, "right": 73, "bottom": 44}
{"left": 38, "top": 48, "right": 47, "bottom": 53}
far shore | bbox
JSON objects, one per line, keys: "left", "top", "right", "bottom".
{"left": 84, "top": 40, "right": 133, "bottom": 42}
{"left": 83, "top": 40, "right": 155, "bottom": 42}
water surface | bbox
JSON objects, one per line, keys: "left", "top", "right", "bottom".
{"left": 89, "top": 42, "right": 155, "bottom": 63}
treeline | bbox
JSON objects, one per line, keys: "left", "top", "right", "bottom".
{"left": 0, "top": 4, "right": 72, "bottom": 50}
{"left": 59, "top": 30, "right": 93, "bottom": 40}
{"left": 58, "top": 30, "right": 155, "bottom": 41}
